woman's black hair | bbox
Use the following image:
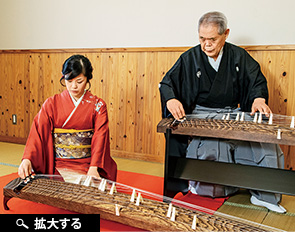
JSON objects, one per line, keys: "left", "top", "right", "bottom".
{"left": 60, "top": 54, "right": 93, "bottom": 87}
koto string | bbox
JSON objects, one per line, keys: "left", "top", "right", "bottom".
{"left": 25, "top": 179, "right": 209, "bottom": 228}
{"left": 81, "top": 178, "right": 279, "bottom": 230}
{"left": 22, "top": 176, "right": 277, "bottom": 231}
{"left": 184, "top": 112, "right": 295, "bottom": 127}
{"left": 21, "top": 177, "right": 249, "bottom": 229}
{"left": 166, "top": 112, "right": 295, "bottom": 139}
{"left": 27, "top": 178, "right": 255, "bottom": 230}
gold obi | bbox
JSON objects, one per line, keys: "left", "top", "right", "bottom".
{"left": 53, "top": 128, "right": 93, "bottom": 159}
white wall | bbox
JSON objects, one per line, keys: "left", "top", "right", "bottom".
{"left": 0, "top": 0, "right": 294, "bottom": 49}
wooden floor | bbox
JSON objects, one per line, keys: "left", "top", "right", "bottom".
{"left": 0, "top": 142, "right": 295, "bottom": 231}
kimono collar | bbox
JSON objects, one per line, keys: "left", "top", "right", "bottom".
{"left": 207, "top": 46, "right": 224, "bottom": 72}
{"left": 69, "top": 89, "right": 86, "bottom": 107}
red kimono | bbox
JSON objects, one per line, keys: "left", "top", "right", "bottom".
{"left": 23, "top": 90, "right": 117, "bottom": 181}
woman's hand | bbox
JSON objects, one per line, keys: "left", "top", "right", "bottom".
{"left": 87, "top": 166, "right": 101, "bottom": 179}
{"left": 18, "top": 159, "right": 32, "bottom": 179}
{"left": 251, "top": 98, "right": 272, "bottom": 117}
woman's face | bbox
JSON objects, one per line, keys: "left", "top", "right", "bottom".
{"left": 65, "top": 73, "right": 88, "bottom": 100}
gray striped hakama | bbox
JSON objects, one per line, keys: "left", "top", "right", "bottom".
{"left": 186, "top": 105, "right": 284, "bottom": 204}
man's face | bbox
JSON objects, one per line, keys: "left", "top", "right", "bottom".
{"left": 199, "top": 24, "right": 229, "bottom": 60}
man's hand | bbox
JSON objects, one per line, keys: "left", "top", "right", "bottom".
{"left": 251, "top": 98, "right": 272, "bottom": 117}
{"left": 166, "top": 99, "right": 185, "bottom": 120}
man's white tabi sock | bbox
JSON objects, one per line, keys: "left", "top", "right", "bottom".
{"left": 250, "top": 196, "right": 286, "bottom": 214}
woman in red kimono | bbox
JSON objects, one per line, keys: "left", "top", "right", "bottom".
{"left": 18, "top": 55, "right": 117, "bottom": 181}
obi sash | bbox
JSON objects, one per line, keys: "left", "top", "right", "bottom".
{"left": 53, "top": 128, "right": 93, "bottom": 159}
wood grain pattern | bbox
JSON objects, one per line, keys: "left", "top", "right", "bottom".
{"left": 0, "top": 46, "right": 295, "bottom": 167}
{"left": 157, "top": 117, "right": 295, "bottom": 146}
{"left": 3, "top": 177, "right": 272, "bottom": 231}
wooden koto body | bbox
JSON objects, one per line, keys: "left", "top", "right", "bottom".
{"left": 3, "top": 176, "right": 275, "bottom": 231}
{"left": 158, "top": 117, "right": 295, "bottom": 197}
{"left": 157, "top": 117, "right": 295, "bottom": 145}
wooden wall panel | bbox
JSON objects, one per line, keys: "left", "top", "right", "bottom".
{"left": 0, "top": 53, "right": 31, "bottom": 141}
{"left": 1, "top": 46, "right": 295, "bottom": 167}
{"left": 247, "top": 49, "right": 295, "bottom": 170}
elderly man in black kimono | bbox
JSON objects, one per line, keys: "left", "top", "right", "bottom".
{"left": 159, "top": 11, "right": 286, "bottom": 213}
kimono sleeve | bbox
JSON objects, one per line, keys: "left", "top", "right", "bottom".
{"left": 90, "top": 100, "right": 117, "bottom": 181}
{"left": 159, "top": 57, "right": 184, "bottom": 118}
{"left": 22, "top": 98, "right": 55, "bottom": 174}
{"left": 159, "top": 55, "right": 191, "bottom": 160}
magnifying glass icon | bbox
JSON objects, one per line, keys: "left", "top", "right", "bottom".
{"left": 16, "top": 219, "right": 29, "bottom": 229}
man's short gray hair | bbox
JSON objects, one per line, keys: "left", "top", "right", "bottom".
{"left": 198, "top": 11, "right": 228, "bottom": 35}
